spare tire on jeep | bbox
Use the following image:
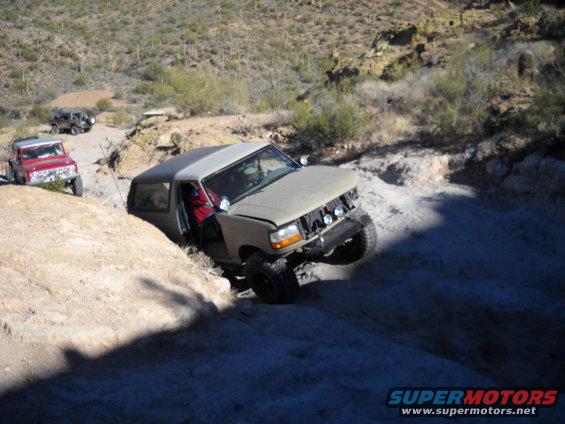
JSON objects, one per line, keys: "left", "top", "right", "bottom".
{"left": 242, "top": 252, "right": 299, "bottom": 304}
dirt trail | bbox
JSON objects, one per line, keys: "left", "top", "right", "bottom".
{"left": 61, "top": 125, "right": 130, "bottom": 208}
{"left": 49, "top": 89, "right": 126, "bottom": 109}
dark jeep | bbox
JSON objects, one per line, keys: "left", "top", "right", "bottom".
{"left": 50, "top": 110, "right": 96, "bottom": 135}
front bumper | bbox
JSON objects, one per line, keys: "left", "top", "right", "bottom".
{"left": 302, "top": 212, "right": 371, "bottom": 256}
{"left": 28, "top": 174, "right": 78, "bottom": 186}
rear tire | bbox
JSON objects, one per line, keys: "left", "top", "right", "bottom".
{"left": 51, "top": 124, "right": 60, "bottom": 134}
{"left": 70, "top": 125, "right": 80, "bottom": 136}
{"left": 71, "top": 175, "right": 83, "bottom": 196}
{"left": 242, "top": 252, "right": 298, "bottom": 304}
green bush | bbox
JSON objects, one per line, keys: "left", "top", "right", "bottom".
{"left": 29, "top": 104, "right": 52, "bottom": 123}
{"left": 112, "top": 90, "right": 124, "bottom": 100}
{"left": 73, "top": 74, "right": 87, "bottom": 86}
{"left": 0, "top": 115, "right": 10, "bottom": 131}
{"left": 423, "top": 43, "right": 502, "bottom": 142}
{"left": 171, "top": 67, "right": 249, "bottom": 115}
{"left": 14, "top": 118, "right": 39, "bottom": 139}
{"left": 381, "top": 51, "right": 420, "bottom": 82}
{"left": 522, "top": 86, "right": 565, "bottom": 134}
{"left": 96, "top": 98, "right": 113, "bottom": 111}
{"left": 112, "top": 107, "right": 133, "bottom": 127}
{"left": 10, "top": 79, "right": 33, "bottom": 95}
{"left": 37, "top": 178, "right": 66, "bottom": 193}
{"left": 291, "top": 93, "right": 369, "bottom": 149}
{"left": 142, "top": 62, "right": 167, "bottom": 82}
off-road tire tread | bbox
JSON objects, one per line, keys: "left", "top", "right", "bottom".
{"left": 72, "top": 175, "right": 83, "bottom": 196}
{"left": 339, "top": 208, "right": 377, "bottom": 262}
{"left": 242, "top": 252, "right": 298, "bottom": 304}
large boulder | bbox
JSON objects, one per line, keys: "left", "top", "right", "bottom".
{"left": 355, "top": 149, "right": 450, "bottom": 186}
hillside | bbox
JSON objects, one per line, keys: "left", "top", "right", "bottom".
{"left": 0, "top": 185, "right": 231, "bottom": 392}
{"left": 0, "top": 0, "right": 456, "bottom": 114}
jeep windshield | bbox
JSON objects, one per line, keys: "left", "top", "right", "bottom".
{"left": 21, "top": 143, "right": 64, "bottom": 161}
{"left": 202, "top": 146, "right": 299, "bottom": 205}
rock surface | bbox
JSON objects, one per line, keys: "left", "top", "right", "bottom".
{"left": 0, "top": 185, "right": 231, "bottom": 388}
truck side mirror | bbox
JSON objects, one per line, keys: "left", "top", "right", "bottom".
{"left": 299, "top": 155, "right": 308, "bottom": 166}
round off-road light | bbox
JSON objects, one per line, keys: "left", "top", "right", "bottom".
{"left": 334, "top": 206, "right": 344, "bottom": 218}
{"left": 323, "top": 214, "right": 333, "bottom": 226}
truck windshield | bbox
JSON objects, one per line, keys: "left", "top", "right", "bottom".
{"left": 21, "top": 143, "right": 64, "bottom": 161}
{"left": 202, "top": 146, "right": 299, "bottom": 205}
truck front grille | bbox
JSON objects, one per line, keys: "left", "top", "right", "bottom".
{"left": 298, "top": 188, "right": 358, "bottom": 239}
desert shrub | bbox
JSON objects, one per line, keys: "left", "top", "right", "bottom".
{"left": 149, "top": 83, "right": 175, "bottom": 104}
{"left": 29, "top": 104, "right": 51, "bottom": 123}
{"left": 134, "top": 82, "right": 154, "bottom": 95}
{"left": 255, "top": 89, "right": 287, "bottom": 112}
{"left": 112, "top": 107, "right": 133, "bottom": 127}
{"left": 10, "top": 79, "right": 33, "bottom": 95}
{"left": 423, "top": 43, "right": 508, "bottom": 142}
{"left": 96, "top": 98, "right": 113, "bottom": 111}
{"left": 112, "top": 90, "right": 124, "bottom": 100}
{"left": 291, "top": 92, "right": 369, "bottom": 149}
{"left": 73, "top": 74, "right": 87, "bottom": 86}
{"left": 521, "top": 85, "right": 565, "bottom": 135}
{"left": 142, "top": 62, "right": 167, "bottom": 82}
{"left": 381, "top": 51, "right": 421, "bottom": 82}
{"left": 14, "top": 118, "right": 39, "bottom": 139}
{"left": 171, "top": 67, "right": 249, "bottom": 115}
{"left": 0, "top": 115, "right": 10, "bottom": 131}
{"left": 521, "top": 0, "right": 540, "bottom": 14}
{"left": 37, "top": 178, "right": 66, "bottom": 193}
{"left": 355, "top": 73, "right": 433, "bottom": 114}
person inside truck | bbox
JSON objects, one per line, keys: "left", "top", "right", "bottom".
{"left": 186, "top": 182, "right": 221, "bottom": 243}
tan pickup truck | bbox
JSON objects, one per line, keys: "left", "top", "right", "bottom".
{"left": 128, "top": 142, "right": 376, "bottom": 304}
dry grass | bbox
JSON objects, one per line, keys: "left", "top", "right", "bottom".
{"left": 370, "top": 111, "right": 415, "bottom": 145}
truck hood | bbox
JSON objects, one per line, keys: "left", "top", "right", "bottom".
{"left": 228, "top": 166, "right": 359, "bottom": 226}
{"left": 22, "top": 157, "right": 76, "bottom": 172}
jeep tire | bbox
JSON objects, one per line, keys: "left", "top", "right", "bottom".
{"left": 72, "top": 175, "right": 83, "bottom": 196}
{"left": 70, "top": 125, "right": 80, "bottom": 136}
{"left": 5, "top": 164, "right": 14, "bottom": 182}
{"left": 51, "top": 124, "right": 60, "bottom": 134}
{"left": 336, "top": 210, "right": 377, "bottom": 263}
{"left": 242, "top": 252, "right": 299, "bottom": 304}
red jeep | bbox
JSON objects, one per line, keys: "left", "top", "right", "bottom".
{"left": 4, "top": 137, "right": 83, "bottom": 196}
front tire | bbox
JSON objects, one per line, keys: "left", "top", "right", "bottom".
{"left": 71, "top": 175, "right": 83, "bottom": 196}
{"left": 70, "top": 125, "right": 80, "bottom": 135}
{"left": 335, "top": 211, "right": 377, "bottom": 263}
{"left": 242, "top": 252, "right": 299, "bottom": 304}
{"left": 51, "top": 124, "right": 60, "bottom": 134}
{"left": 5, "top": 164, "right": 14, "bottom": 182}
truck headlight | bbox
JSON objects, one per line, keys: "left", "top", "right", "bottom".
{"left": 270, "top": 223, "right": 303, "bottom": 249}
{"left": 323, "top": 214, "right": 333, "bottom": 226}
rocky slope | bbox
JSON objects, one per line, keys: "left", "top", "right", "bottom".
{"left": 0, "top": 185, "right": 231, "bottom": 392}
